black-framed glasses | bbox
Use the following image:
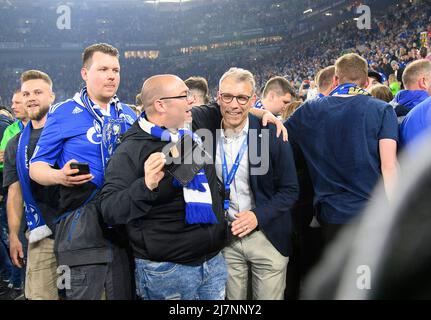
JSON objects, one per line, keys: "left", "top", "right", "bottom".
{"left": 219, "top": 93, "right": 252, "bottom": 105}
{"left": 159, "top": 90, "right": 195, "bottom": 103}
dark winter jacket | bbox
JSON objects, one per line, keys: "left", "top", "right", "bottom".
{"left": 99, "top": 121, "right": 226, "bottom": 265}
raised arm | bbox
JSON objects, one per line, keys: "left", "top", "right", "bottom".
{"left": 249, "top": 108, "right": 288, "bottom": 141}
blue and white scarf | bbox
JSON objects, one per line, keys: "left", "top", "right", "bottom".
{"left": 80, "top": 87, "right": 129, "bottom": 170}
{"left": 329, "top": 83, "right": 371, "bottom": 97}
{"left": 138, "top": 113, "right": 217, "bottom": 225}
{"left": 17, "top": 122, "right": 52, "bottom": 243}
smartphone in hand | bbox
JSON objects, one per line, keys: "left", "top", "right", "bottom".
{"left": 70, "top": 162, "right": 90, "bottom": 176}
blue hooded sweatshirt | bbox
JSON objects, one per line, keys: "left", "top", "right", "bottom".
{"left": 391, "top": 90, "right": 429, "bottom": 116}
{"left": 400, "top": 96, "right": 431, "bottom": 147}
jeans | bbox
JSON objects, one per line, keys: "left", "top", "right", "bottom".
{"left": 0, "top": 199, "right": 23, "bottom": 288}
{"left": 135, "top": 252, "right": 227, "bottom": 300}
{"left": 0, "top": 237, "right": 11, "bottom": 280}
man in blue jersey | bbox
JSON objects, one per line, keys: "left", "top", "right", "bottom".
{"left": 286, "top": 53, "right": 398, "bottom": 245}
{"left": 396, "top": 60, "right": 431, "bottom": 146}
{"left": 29, "top": 43, "right": 137, "bottom": 300}
{"left": 391, "top": 59, "right": 431, "bottom": 125}
{"left": 398, "top": 96, "right": 431, "bottom": 148}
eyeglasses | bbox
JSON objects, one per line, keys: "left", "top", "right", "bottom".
{"left": 159, "top": 90, "right": 195, "bottom": 103}
{"left": 219, "top": 93, "right": 252, "bottom": 105}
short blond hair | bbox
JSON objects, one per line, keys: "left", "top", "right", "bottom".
{"left": 219, "top": 67, "right": 256, "bottom": 94}
{"left": 402, "top": 59, "right": 431, "bottom": 89}
{"left": 335, "top": 53, "right": 368, "bottom": 87}
{"left": 316, "top": 66, "right": 336, "bottom": 92}
{"left": 20, "top": 70, "right": 53, "bottom": 89}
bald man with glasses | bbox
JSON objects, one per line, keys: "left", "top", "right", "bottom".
{"left": 99, "top": 74, "right": 228, "bottom": 300}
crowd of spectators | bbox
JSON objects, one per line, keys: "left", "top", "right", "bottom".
{"left": 0, "top": 0, "right": 345, "bottom": 47}
{"left": 0, "top": 0, "right": 431, "bottom": 302}
{"left": 0, "top": 0, "right": 430, "bottom": 105}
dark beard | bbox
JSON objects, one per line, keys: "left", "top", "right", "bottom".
{"left": 29, "top": 105, "right": 49, "bottom": 122}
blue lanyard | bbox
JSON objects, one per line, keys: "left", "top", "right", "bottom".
{"left": 219, "top": 136, "right": 248, "bottom": 211}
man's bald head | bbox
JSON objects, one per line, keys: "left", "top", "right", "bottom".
{"left": 402, "top": 59, "right": 431, "bottom": 92}
{"left": 141, "top": 74, "right": 184, "bottom": 113}
{"left": 140, "top": 74, "right": 192, "bottom": 129}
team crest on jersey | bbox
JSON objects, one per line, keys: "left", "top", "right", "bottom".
{"left": 86, "top": 120, "right": 102, "bottom": 145}
{"left": 113, "top": 123, "right": 121, "bottom": 135}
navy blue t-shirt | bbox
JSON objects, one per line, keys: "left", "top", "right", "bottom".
{"left": 286, "top": 95, "right": 398, "bottom": 224}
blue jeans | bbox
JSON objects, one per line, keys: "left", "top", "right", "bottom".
{"left": 0, "top": 237, "right": 11, "bottom": 281}
{"left": 135, "top": 252, "right": 227, "bottom": 300}
{"left": 0, "top": 200, "right": 9, "bottom": 247}
{"left": 0, "top": 199, "right": 23, "bottom": 288}
{"left": 0, "top": 199, "right": 12, "bottom": 281}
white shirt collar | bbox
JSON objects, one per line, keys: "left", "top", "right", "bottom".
{"left": 220, "top": 118, "right": 249, "bottom": 140}
{"left": 73, "top": 92, "right": 115, "bottom": 116}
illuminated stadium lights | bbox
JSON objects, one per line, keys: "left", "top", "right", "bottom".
{"left": 124, "top": 50, "right": 160, "bottom": 59}
{"left": 180, "top": 45, "right": 208, "bottom": 54}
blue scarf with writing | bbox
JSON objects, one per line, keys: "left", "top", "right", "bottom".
{"left": 17, "top": 122, "right": 52, "bottom": 243}
{"left": 80, "top": 87, "right": 131, "bottom": 170}
{"left": 329, "top": 83, "right": 371, "bottom": 97}
{"left": 138, "top": 112, "right": 217, "bottom": 224}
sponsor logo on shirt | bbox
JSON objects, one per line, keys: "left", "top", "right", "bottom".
{"left": 72, "top": 106, "right": 83, "bottom": 114}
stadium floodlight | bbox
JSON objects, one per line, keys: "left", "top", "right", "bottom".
{"left": 303, "top": 8, "right": 313, "bottom": 14}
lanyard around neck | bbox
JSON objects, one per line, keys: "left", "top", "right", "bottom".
{"left": 219, "top": 135, "right": 248, "bottom": 211}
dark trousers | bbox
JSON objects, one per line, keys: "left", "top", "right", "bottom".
{"left": 0, "top": 199, "right": 24, "bottom": 288}
{"left": 65, "top": 244, "right": 135, "bottom": 300}
{"left": 321, "top": 223, "right": 345, "bottom": 246}
{"left": 285, "top": 226, "right": 325, "bottom": 300}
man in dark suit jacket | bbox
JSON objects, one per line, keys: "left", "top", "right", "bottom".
{"left": 192, "top": 67, "right": 298, "bottom": 300}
